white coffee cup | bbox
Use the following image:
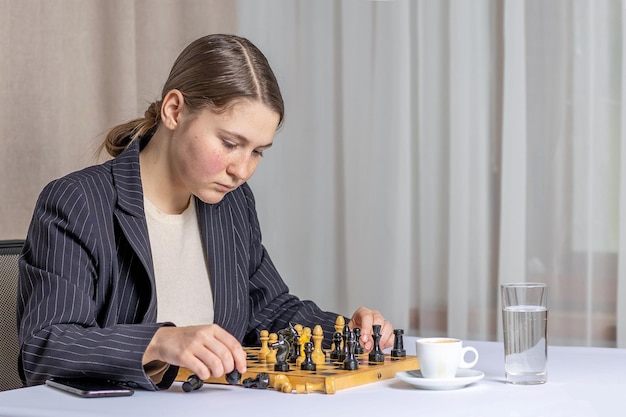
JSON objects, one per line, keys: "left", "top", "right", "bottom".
{"left": 416, "top": 337, "right": 479, "bottom": 379}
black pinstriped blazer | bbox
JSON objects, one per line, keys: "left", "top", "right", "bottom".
{"left": 17, "top": 137, "right": 339, "bottom": 390}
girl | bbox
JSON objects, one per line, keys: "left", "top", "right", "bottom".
{"left": 17, "top": 34, "right": 394, "bottom": 390}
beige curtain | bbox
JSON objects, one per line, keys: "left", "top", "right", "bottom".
{"left": 5, "top": 0, "right": 624, "bottom": 348}
{"left": 238, "top": 0, "right": 626, "bottom": 347}
{"left": 0, "top": 0, "right": 236, "bottom": 239}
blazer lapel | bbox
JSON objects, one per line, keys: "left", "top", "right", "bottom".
{"left": 111, "top": 140, "right": 157, "bottom": 320}
{"left": 197, "top": 199, "right": 242, "bottom": 334}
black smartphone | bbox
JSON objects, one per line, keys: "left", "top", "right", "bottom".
{"left": 45, "top": 377, "right": 135, "bottom": 398}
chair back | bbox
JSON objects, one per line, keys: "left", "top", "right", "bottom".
{"left": 0, "top": 240, "right": 25, "bottom": 391}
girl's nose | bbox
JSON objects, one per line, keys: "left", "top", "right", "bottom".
{"left": 227, "top": 154, "right": 257, "bottom": 181}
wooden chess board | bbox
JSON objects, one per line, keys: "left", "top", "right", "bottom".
{"left": 176, "top": 347, "right": 419, "bottom": 394}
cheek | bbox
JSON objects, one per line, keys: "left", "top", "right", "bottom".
{"left": 179, "top": 138, "right": 226, "bottom": 179}
{"left": 190, "top": 149, "right": 226, "bottom": 178}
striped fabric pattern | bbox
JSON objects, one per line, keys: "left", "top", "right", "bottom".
{"left": 17, "top": 138, "right": 340, "bottom": 390}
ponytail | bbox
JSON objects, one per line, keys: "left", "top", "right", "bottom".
{"left": 100, "top": 100, "right": 161, "bottom": 157}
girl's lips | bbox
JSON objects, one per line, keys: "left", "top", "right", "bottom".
{"left": 216, "top": 183, "right": 235, "bottom": 192}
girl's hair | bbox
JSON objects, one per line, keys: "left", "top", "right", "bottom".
{"left": 102, "top": 34, "right": 284, "bottom": 157}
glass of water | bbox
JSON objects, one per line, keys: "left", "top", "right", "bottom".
{"left": 501, "top": 282, "right": 548, "bottom": 384}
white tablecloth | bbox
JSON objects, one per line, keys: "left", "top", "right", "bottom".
{"left": 1, "top": 338, "right": 623, "bottom": 417}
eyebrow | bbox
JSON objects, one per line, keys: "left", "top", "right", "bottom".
{"left": 219, "top": 129, "right": 273, "bottom": 150}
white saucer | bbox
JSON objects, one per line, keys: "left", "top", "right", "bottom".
{"left": 395, "top": 369, "right": 484, "bottom": 390}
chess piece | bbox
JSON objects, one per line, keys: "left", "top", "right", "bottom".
{"left": 290, "top": 327, "right": 302, "bottom": 364}
{"left": 271, "top": 334, "right": 290, "bottom": 372}
{"left": 311, "top": 325, "right": 326, "bottom": 365}
{"left": 334, "top": 315, "right": 345, "bottom": 334}
{"left": 300, "top": 341, "right": 317, "bottom": 371}
{"left": 330, "top": 331, "right": 343, "bottom": 361}
{"left": 266, "top": 333, "right": 278, "bottom": 364}
{"left": 295, "top": 379, "right": 336, "bottom": 394}
{"left": 277, "top": 323, "right": 299, "bottom": 362}
{"left": 303, "top": 326, "right": 312, "bottom": 343}
{"left": 242, "top": 372, "right": 270, "bottom": 389}
{"left": 333, "top": 316, "right": 345, "bottom": 350}
{"left": 343, "top": 330, "right": 359, "bottom": 370}
{"left": 272, "top": 374, "right": 293, "bottom": 393}
{"left": 368, "top": 324, "right": 385, "bottom": 363}
{"left": 182, "top": 374, "right": 204, "bottom": 392}
{"left": 353, "top": 327, "right": 364, "bottom": 354}
{"left": 296, "top": 327, "right": 312, "bottom": 366}
{"left": 225, "top": 369, "right": 241, "bottom": 385}
{"left": 288, "top": 324, "right": 303, "bottom": 363}
{"left": 258, "top": 329, "right": 270, "bottom": 361}
{"left": 391, "top": 329, "right": 406, "bottom": 357}
{"left": 339, "top": 324, "right": 351, "bottom": 362}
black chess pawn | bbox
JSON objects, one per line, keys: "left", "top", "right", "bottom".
{"left": 243, "top": 372, "right": 270, "bottom": 389}
{"left": 330, "top": 331, "right": 343, "bottom": 361}
{"left": 300, "top": 342, "right": 317, "bottom": 371}
{"left": 182, "top": 374, "right": 204, "bottom": 392}
{"left": 343, "top": 330, "right": 359, "bottom": 370}
{"left": 225, "top": 369, "right": 242, "bottom": 385}
{"left": 391, "top": 329, "right": 406, "bottom": 357}
{"left": 353, "top": 327, "right": 364, "bottom": 354}
{"left": 368, "top": 324, "right": 385, "bottom": 363}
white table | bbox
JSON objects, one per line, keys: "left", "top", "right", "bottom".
{"left": 1, "top": 338, "right": 623, "bottom": 417}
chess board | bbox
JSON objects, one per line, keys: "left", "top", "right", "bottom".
{"left": 176, "top": 347, "right": 419, "bottom": 394}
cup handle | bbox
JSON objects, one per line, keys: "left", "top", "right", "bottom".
{"left": 458, "top": 346, "right": 479, "bottom": 368}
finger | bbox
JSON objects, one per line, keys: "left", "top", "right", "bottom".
{"left": 379, "top": 320, "right": 395, "bottom": 350}
{"left": 147, "top": 327, "right": 213, "bottom": 380}
{"left": 180, "top": 331, "right": 229, "bottom": 379}
{"left": 233, "top": 345, "right": 248, "bottom": 374}
{"left": 183, "top": 326, "right": 244, "bottom": 379}
{"left": 196, "top": 349, "right": 226, "bottom": 378}
{"left": 204, "top": 325, "right": 247, "bottom": 374}
{"left": 212, "top": 327, "right": 247, "bottom": 374}
{"left": 184, "top": 355, "right": 212, "bottom": 381}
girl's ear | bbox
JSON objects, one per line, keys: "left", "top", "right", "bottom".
{"left": 160, "top": 89, "right": 185, "bottom": 130}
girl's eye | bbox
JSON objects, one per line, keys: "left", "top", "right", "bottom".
{"left": 222, "top": 140, "right": 237, "bottom": 149}
{"left": 221, "top": 138, "right": 266, "bottom": 157}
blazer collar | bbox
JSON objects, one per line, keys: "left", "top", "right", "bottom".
{"left": 110, "top": 139, "right": 156, "bottom": 315}
{"left": 195, "top": 197, "right": 236, "bottom": 328}
{"left": 111, "top": 138, "right": 145, "bottom": 219}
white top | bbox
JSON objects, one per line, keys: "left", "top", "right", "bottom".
{"left": 144, "top": 196, "right": 214, "bottom": 326}
{"left": 1, "top": 339, "right": 623, "bottom": 417}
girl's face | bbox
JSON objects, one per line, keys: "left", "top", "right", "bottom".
{"left": 170, "top": 99, "right": 279, "bottom": 204}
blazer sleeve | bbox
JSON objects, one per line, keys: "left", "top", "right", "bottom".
{"left": 240, "top": 184, "right": 342, "bottom": 348}
{"left": 17, "top": 177, "right": 170, "bottom": 390}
